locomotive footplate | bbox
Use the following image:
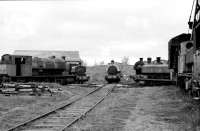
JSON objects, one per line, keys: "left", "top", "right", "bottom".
{"left": 107, "top": 75, "right": 118, "bottom": 79}
{"left": 76, "top": 75, "right": 90, "bottom": 80}
{"left": 135, "top": 78, "right": 176, "bottom": 85}
{"left": 8, "top": 75, "right": 76, "bottom": 85}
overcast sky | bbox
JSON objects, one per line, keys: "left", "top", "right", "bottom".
{"left": 0, "top": 0, "right": 192, "bottom": 65}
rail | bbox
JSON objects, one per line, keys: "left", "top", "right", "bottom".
{"left": 7, "top": 84, "right": 114, "bottom": 131}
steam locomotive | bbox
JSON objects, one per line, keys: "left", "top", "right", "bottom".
{"left": 168, "top": 0, "right": 200, "bottom": 99}
{"left": 0, "top": 54, "right": 89, "bottom": 84}
{"left": 105, "top": 64, "right": 121, "bottom": 83}
{"left": 168, "top": 33, "right": 199, "bottom": 98}
{"left": 133, "top": 57, "right": 172, "bottom": 85}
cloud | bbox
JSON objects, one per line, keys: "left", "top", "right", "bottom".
{"left": 0, "top": 0, "right": 194, "bottom": 65}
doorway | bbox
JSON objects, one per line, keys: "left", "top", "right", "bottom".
{"left": 15, "top": 58, "right": 22, "bottom": 76}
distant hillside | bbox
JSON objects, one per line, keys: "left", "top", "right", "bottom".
{"left": 86, "top": 64, "right": 135, "bottom": 84}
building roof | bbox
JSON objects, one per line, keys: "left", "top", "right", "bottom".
{"left": 13, "top": 50, "right": 81, "bottom": 61}
{"left": 168, "top": 33, "right": 191, "bottom": 46}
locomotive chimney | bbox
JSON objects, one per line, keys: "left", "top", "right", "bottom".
{"left": 49, "top": 56, "right": 56, "bottom": 59}
{"left": 139, "top": 58, "right": 143, "bottom": 62}
{"left": 147, "top": 57, "right": 152, "bottom": 64}
{"left": 62, "top": 56, "right": 66, "bottom": 60}
{"left": 156, "top": 57, "right": 161, "bottom": 63}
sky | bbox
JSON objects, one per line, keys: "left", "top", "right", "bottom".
{"left": 0, "top": 0, "right": 193, "bottom": 65}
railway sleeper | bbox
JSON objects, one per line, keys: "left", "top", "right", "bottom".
{"left": 7, "top": 84, "right": 114, "bottom": 131}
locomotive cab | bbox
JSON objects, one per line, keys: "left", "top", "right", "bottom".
{"left": 0, "top": 54, "right": 32, "bottom": 77}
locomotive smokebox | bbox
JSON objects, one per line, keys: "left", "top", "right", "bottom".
{"left": 147, "top": 57, "right": 152, "bottom": 64}
{"left": 156, "top": 57, "right": 161, "bottom": 63}
{"left": 186, "top": 41, "right": 193, "bottom": 49}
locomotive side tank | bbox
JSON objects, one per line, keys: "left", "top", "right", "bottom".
{"left": 32, "top": 56, "right": 66, "bottom": 76}
{"left": 178, "top": 41, "right": 193, "bottom": 74}
{"left": 141, "top": 57, "right": 170, "bottom": 79}
{"left": 133, "top": 57, "right": 172, "bottom": 85}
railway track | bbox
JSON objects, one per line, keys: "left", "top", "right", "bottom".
{"left": 7, "top": 84, "right": 116, "bottom": 131}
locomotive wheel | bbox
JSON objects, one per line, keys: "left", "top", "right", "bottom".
{"left": 106, "top": 79, "right": 113, "bottom": 84}
{"left": 107, "top": 80, "right": 112, "bottom": 84}
{"left": 57, "top": 79, "right": 67, "bottom": 85}
{"left": 1, "top": 75, "right": 10, "bottom": 83}
{"left": 77, "top": 81, "right": 82, "bottom": 84}
{"left": 61, "top": 80, "right": 67, "bottom": 85}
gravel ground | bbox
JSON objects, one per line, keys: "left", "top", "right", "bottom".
{"left": 0, "top": 84, "right": 94, "bottom": 130}
{"left": 69, "top": 85, "right": 200, "bottom": 131}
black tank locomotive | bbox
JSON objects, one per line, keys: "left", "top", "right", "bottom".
{"left": 105, "top": 65, "right": 121, "bottom": 83}
{"left": 0, "top": 54, "right": 89, "bottom": 84}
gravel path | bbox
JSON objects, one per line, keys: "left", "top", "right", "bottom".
{"left": 69, "top": 85, "right": 200, "bottom": 131}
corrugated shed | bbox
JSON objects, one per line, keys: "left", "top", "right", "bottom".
{"left": 13, "top": 50, "right": 81, "bottom": 61}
